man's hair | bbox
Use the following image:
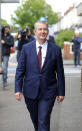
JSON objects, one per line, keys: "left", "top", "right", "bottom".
{"left": 5, "top": 25, "right": 10, "bottom": 29}
{"left": 75, "top": 30, "right": 79, "bottom": 34}
{"left": 34, "top": 20, "right": 48, "bottom": 29}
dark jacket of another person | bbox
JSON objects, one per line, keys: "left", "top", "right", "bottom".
{"left": 2, "top": 33, "right": 14, "bottom": 56}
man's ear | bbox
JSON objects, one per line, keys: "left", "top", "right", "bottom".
{"left": 47, "top": 29, "right": 49, "bottom": 35}
{"left": 33, "top": 29, "right": 36, "bottom": 35}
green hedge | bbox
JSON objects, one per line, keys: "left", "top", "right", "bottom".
{"left": 55, "top": 29, "right": 74, "bottom": 48}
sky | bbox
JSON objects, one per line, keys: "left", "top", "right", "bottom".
{"left": 1, "top": 0, "right": 82, "bottom": 24}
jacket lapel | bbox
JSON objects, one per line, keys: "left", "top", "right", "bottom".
{"left": 41, "top": 42, "right": 51, "bottom": 72}
{"left": 31, "top": 41, "right": 40, "bottom": 71}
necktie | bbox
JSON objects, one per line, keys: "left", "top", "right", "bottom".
{"left": 38, "top": 46, "right": 42, "bottom": 71}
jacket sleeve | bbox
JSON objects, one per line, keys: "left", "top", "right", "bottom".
{"left": 15, "top": 46, "right": 26, "bottom": 93}
{"left": 56, "top": 47, "right": 65, "bottom": 96}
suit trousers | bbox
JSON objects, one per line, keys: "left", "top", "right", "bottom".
{"left": 24, "top": 96, "right": 56, "bottom": 131}
{"left": 74, "top": 48, "right": 80, "bottom": 66}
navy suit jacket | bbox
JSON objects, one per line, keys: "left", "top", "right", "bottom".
{"left": 15, "top": 40, "right": 65, "bottom": 99}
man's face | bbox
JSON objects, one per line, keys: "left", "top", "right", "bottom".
{"left": 4, "top": 27, "right": 10, "bottom": 34}
{"left": 34, "top": 23, "right": 49, "bottom": 41}
{"left": 75, "top": 32, "right": 79, "bottom": 37}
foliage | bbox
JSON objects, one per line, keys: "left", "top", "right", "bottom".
{"left": 1, "top": 19, "right": 8, "bottom": 26}
{"left": 79, "top": 33, "right": 82, "bottom": 37}
{"left": 10, "top": 25, "right": 19, "bottom": 33}
{"left": 55, "top": 29, "right": 74, "bottom": 48}
{"left": 11, "top": 0, "right": 58, "bottom": 32}
{"left": 1, "top": 18, "right": 19, "bottom": 33}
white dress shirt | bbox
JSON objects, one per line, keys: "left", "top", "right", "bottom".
{"left": 36, "top": 40, "right": 48, "bottom": 67}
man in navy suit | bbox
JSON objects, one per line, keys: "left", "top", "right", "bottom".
{"left": 15, "top": 20, "right": 65, "bottom": 131}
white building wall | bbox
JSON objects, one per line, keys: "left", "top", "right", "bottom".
{"left": 55, "top": 6, "right": 82, "bottom": 32}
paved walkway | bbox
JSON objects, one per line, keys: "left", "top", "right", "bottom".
{"left": 0, "top": 73, "right": 82, "bottom": 131}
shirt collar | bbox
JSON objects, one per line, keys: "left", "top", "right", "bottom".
{"left": 36, "top": 40, "right": 48, "bottom": 49}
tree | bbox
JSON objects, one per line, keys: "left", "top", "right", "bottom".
{"left": 1, "top": 19, "right": 8, "bottom": 26}
{"left": 55, "top": 30, "right": 74, "bottom": 48}
{"left": 11, "top": 0, "right": 58, "bottom": 32}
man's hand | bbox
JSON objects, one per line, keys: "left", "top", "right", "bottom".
{"left": 57, "top": 96, "right": 64, "bottom": 103}
{"left": 14, "top": 92, "right": 22, "bottom": 101}
{"left": 1, "top": 40, "right": 5, "bottom": 44}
